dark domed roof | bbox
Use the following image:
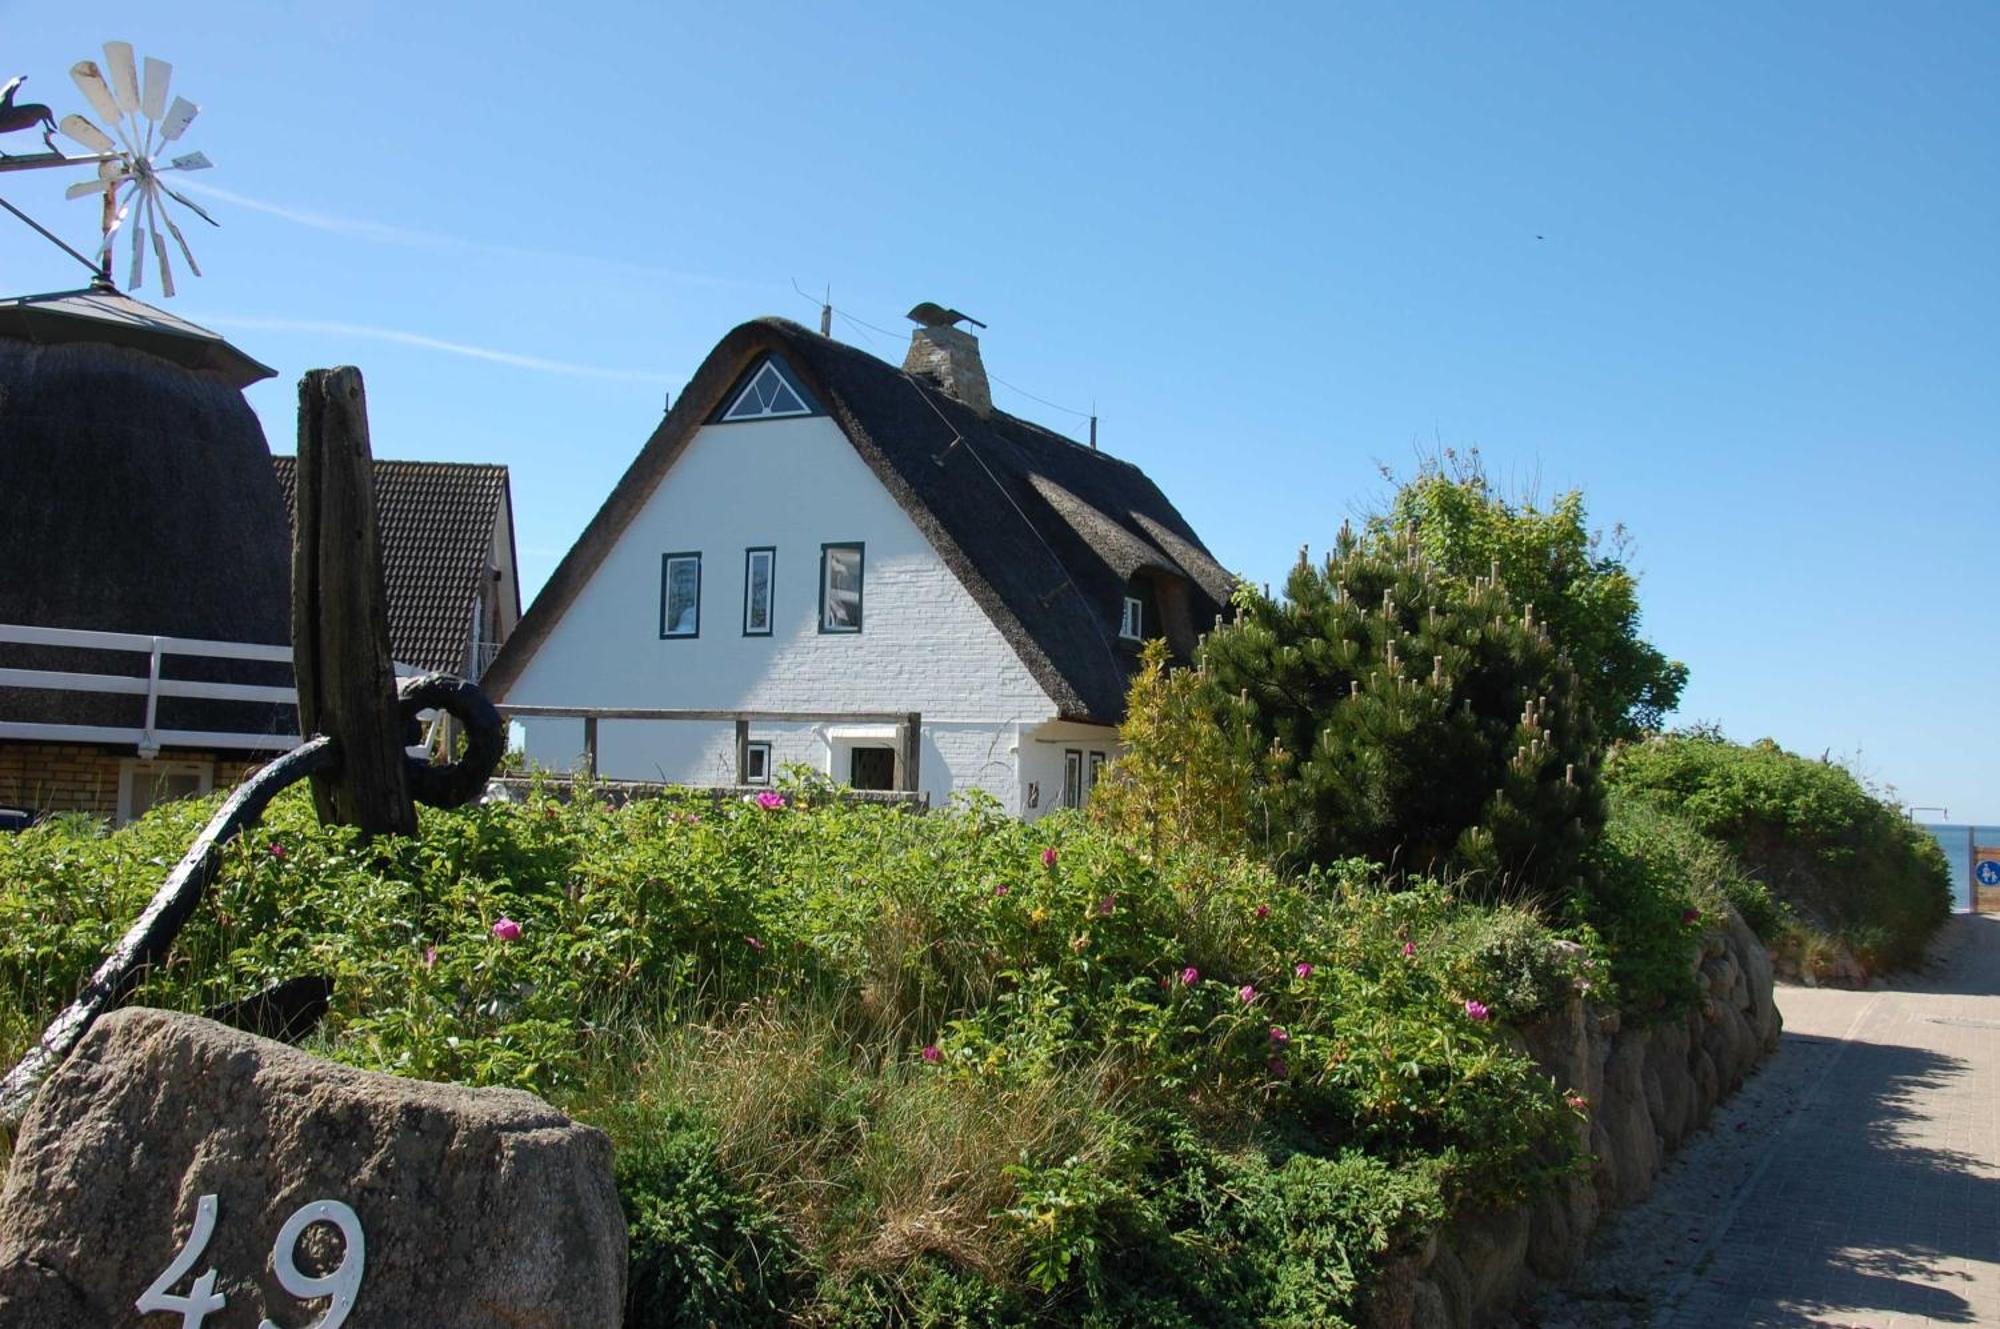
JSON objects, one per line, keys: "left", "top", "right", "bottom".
{"left": 0, "top": 304, "right": 293, "bottom": 740}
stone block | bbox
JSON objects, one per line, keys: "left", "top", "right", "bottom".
{"left": 0, "top": 1007, "right": 625, "bottom": 1328}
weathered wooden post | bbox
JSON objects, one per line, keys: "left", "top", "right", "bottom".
{"left": 292, "top": 366, "right": 417, "bottom": 835}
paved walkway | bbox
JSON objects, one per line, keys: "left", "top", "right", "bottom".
{"left": 1535, "top": 914, "right": 2000, "bottom": 1328}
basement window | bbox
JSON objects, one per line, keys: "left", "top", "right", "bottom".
{"left": 117, "top": 759, "right": 213, "bottom": 827}
{"left": 744, "top": 742, "right": 772, "bottom": 784}
{"left": 718, "top": 357, "right": 818, "bottom": 422}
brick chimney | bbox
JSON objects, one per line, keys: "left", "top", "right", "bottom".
{"left": 903, "top": 303, "right": 992, "bottom": 417}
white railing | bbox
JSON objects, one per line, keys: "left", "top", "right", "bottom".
{"left": 0, "top": 622, "right": 299, "bottom": 757}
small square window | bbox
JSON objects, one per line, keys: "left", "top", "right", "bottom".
{"left": 661, "top": 552, "right": 702, "bottom": 638}
{"left": 821, "top": 543, "right": 864, "bottom": 633}
{"left": 1119, "top": 596, "right": 1143, "bottom": 641}
{"left": 117, "top": 759, "right": 213, "bottom": 826}
{"left": 745, "top": 741, "right": 772, "bottom": 784}
{"left": 744, "top": 547, "right": 775, "bottom": 636}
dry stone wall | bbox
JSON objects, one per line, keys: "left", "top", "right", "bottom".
{"left": 1371, "top": 908, "right": 1782, "bottom": 1329}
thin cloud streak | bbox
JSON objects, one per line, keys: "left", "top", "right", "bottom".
{"left": 178, "top": 180, "right": 761, "bottom": 289}
{"left": 205, "top": 315, "right": 673, "bottom": 385}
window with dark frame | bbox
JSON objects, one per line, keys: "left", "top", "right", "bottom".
{"left": 743, "top": 546, "right": 775, "bottom": 636}
{"left": 1119, "top": 595, "right": 1143, "bottom": 641}
{"left": 660, "top": 552, "right": 702, "bottom": 638}
{"left": 1063, "top": 749, "right": 1084, "bottom": 810}
{"left": 820, "top": 543, "right": 864, "bottom": 633}
{"left": 745, "top": 742, "right": 772, "bottom": 784}
{"left": 1088, "top": 751, "right": 1106, "bottom": 798}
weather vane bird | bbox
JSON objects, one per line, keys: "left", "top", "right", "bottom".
{"left": 0, "top": 76, "right": 59, "bottom": 150}
{"left": 0, "top": 40, "right": 220, "bottom": 296}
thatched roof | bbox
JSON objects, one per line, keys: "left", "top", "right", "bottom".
{"left": 0, "top": 313, "right": 293, "bottom": 741}
{"left": 272, "top": 457, "right": 516, "bottom": 673}
{"left": 0, "top": 286, "right": 274, "bottom": 389}
{"left": 485, "top": 318, "right": 1235, "bottom": 724}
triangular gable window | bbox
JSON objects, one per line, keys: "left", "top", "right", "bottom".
{"left": 716, "top": 357, "right": 820, "bottom": 422}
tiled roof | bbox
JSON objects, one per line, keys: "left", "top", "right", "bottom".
{"left": 272, "top": 457, "right": 511, "bottom": 674}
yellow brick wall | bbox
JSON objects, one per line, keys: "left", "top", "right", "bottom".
{"left": 0, "top": 744, "right": 262, "bottom": 824}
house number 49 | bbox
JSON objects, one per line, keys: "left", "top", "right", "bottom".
{"left": 135, "top": 1193, "right": 366, "bottom": 1329}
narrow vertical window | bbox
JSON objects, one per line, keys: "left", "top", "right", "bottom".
{"left": 820, "top": 543, "right": 864, "bottom": 633}
{"left": 1120, "top": 596, "right": 1143, "bottom": 641}
{"left": 743, "top": 547, "right": 775, "bottom": 636}
{"left": 1063, "top": 749, "right": 1084, "bottom": 810}
{"left": 1088, "top": 751, "right": 1106, "bottom": 798}
{"left": 660, "top": 552, "right": 702, "bottom": 638}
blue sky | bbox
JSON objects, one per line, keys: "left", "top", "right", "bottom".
{"left": 3, "top": 3, "right": 1995, "bottom": 820}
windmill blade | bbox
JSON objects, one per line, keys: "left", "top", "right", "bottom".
{"left": 59, "top": 113, "right": 117, "bottom": 155}
{"left": 65, "top": 175, "right": 127, "bottom": 200}
{"left": 167, "top": 150, "right": 212, "bottom": 172}
{"left": 149, "top": 198, "right": 176, "bottom": 298}
{"left": 159, "top": 181, "right": 218, "bottom": 226}
{"left": 70, "top": 61, "right": 122, "bottom": 124}
{"left": 159, "top": 96, "right": 199, "bottom": 141}
{"left": 104, "top": 42, "right": 142, "bottom": 113}
{"left": 128, "top": 188, "right": 147, "bottom": 290}
{"left": 141, "top": 57, "right": 172, "bottom": 122}
{"left": 159, "top": 204, "right": 203, "bottom": 277}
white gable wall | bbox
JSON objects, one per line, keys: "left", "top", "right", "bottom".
{"left": 506, "top": 412, "right": 1064, "bottom": 811}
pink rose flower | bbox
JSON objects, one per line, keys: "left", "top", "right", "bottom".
{"left": 1464, "top": 999, "right": 1490, "bottom": 1021}
{"left": 1565, "top": 1091, "right": 1590, "bottom": 1111}
{"left": 1402, "top": 941, "right": 1417, "bottom": 958}
{"left": 745, "top": 935, "right": 766, "bottom": 953}
{"left": 1041, "top": 846, "right": 1058, "bottom": 869}
{"left": 1268, "top": 1025, "right": 1289, "bottom": 1045}
{"left": 1294, "top": 962, "right": 1313, "bottom": 980}
{"left": 754, "top": 790, "right": 787, "bottom": 810}
{"left": 993, "top": 882, "right": 1009, "bottom": 897}
{"left": 921, "top": 1044, "right": 942, "bottom": 1064}
{"left": 491, "top": 917, "right": 522, "bottom": 942}
{"left": 268, "top": 841, "right": 286, "bottom": 860}
{"left": 1180, "top": 966, "right": 1200, "bottom": 986}
{"left": 1238, "top": 984, "right": 1257, "bottom": 1004}
{"left": 422, "top": 945, "right": 438, "bottom": 969}
{"left": 1253, "top": 903, "right": 1270, "bottom": 920}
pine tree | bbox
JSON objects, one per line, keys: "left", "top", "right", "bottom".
{"left": 1198, "top": 523, "right": 1604, "bottom": 897}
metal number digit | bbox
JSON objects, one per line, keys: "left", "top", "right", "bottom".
{"left": 134, "top": 1192, "right": 228, "bottom": 1326}
{"left": 257, "top": 1199, "right": 365, "bottom": 1329}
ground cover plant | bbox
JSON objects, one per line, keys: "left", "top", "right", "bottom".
{"left": 0, "top": 780, "right": 1603, "bottom": 1327}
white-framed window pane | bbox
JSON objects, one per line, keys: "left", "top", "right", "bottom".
{"left": 746, "top": 742, "right": 771, "bottom": 784}
{"left": 822, "top": 544, "right": 863, "bottom": 632}
{"left": 745, "top": 548, "right": 774, "bottom": 634}
{"left": 1120, "top": 596, "right": 1143, "bottom": 640}
{"left": 663, "top": 554, "right": 701, "bottom": 636}
{"left": 1088, "top": 751, "right": 1106, "bottom": 797}
{"left": 1063, "top": 749, "right": 1083, "bottom": 810}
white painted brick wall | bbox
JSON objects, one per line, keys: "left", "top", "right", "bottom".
{"left": 507, "top": 411, "right": 1070, "bottom": 812}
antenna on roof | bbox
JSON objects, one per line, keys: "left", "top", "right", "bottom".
{"left": 820, "top": 285, "right": 832, "bottom": 338}
{"left": 1089, "top": 398, "right": 1098, "bottom": 451}
{"left": 0, "top": 40, "right": 222, "bottom": 297}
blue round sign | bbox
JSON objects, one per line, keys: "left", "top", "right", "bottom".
{"left": 1977, "top": 861, "right": 2000, "bottom": 888}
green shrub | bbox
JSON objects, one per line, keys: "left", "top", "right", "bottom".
{"left": 0, "top": 784, "right": 1587, "bottom": 1326}
{"left": 609, "top": 1107, "right": 797, "bottom": 1328}
{"left": 1371, "top": 451, "right": 1687, "bottom": 739}
{"left": 1607, "top": 734, "right": 1950, "bottom": 969}
{"left": 1187, "top": 523, "right": 1604, "bottom": 897}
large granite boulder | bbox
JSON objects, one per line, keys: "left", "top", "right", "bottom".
{"left": 0, "top": 1007, "right": 624, "bottom": 1328}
